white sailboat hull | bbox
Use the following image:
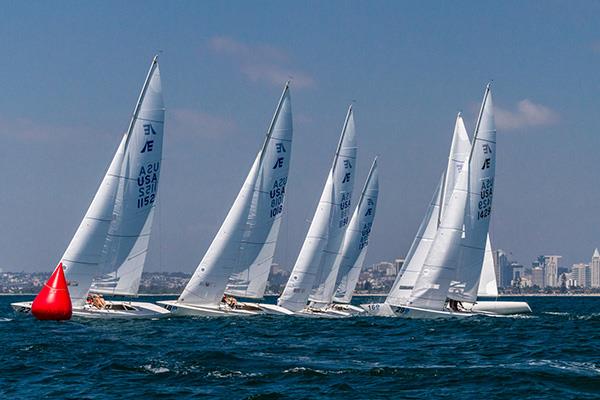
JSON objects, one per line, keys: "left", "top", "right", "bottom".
{"left": 360, "top": 302, "right": 398, "bottom": 316}
{"left": 256, "top": 303, "right": 296, "bottom": 315}
{"left": 156, "top": 300, "right": 262, "bottom": 316}
{"left": 472, "top": 300, "right": 531, "bottom": 315}
{"left": 11, "top": 300, "right": 170, "bottom": 319}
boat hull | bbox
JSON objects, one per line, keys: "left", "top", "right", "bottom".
{"left": 360, "top": 302, "right": 398, "bottom": 316}
{"left": 157, "top": 300, "right": 262, "bottom": 316}
{"left": 472, "top": 301, "right": 531, "bottom": 315}
{"left": 11, "top": 300, "right": 170, "bottom": 319}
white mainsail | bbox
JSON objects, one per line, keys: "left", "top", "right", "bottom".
{"left": 178, "top": 84, "right": 293, "bottom": 306}
{"left": 385, "top": 114, "right": 469, "bottom": 307}
{"left": 409, "top": 84, "right": 496, "bottom": 310}
{"left": 64, "top": 56, "right": 164, "bottom": 305}
{"left": 332, "top": 158, "right": 380, "bottom": 304}
{"left": 278, "top": 106, "right": 357, "bottom": 312}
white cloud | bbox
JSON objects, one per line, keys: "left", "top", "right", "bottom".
{"left": 495, "top": 99, "right": 559, "bottom": 131}
{"left": 207, "top": 36, "right": 315, "bottom": 89}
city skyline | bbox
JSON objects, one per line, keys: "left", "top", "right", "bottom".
{"left": 1, "top": 2, "right": 600, "bottom": 273}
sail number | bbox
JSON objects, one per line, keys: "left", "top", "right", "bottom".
{"left": 270, "top": 177, "right": 287, "bottom": 218}
{"left": 359, "top": 222, "right": 372, "bottom": 250}
{"left": 339, "top": 192, "right": 352, "bottom": 228}
{"left": 477, "top": 178, "right": 494, "bottom": 220}
{"left": 137, "top": 162, "right": 160, "bottom": 208}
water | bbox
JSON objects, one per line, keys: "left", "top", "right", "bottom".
{"left": 1, "top": 296, "right": 598, "bottom": 399}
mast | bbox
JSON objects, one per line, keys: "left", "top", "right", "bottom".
{"left": 124, "top": 55, "right": 160, "bottom": 147}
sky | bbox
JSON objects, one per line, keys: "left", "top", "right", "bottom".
{"left": 1, "top": 1, "right": 600, "bottom": 273}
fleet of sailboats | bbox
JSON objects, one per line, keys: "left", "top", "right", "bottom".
{"left": 10, "top": 57, "right": 532, "bottom": 320}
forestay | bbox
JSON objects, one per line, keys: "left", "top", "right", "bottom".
{"left": 63, "top": 57, "right": 164, "bottom": 306}
{"left": 278, "top": 106, "right": 357, "bottom": 312}
{"left": 179, "top": 84, "right": 292, "bottom": 306}
{"left": 332, "top": 158, "right": 380, "bottom": 304}
{"left": 409, "top": 84, "right": 496, "bottom": 309}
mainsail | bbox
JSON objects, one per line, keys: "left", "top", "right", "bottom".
{"left": 278, "top": 106, "right": 357, "bottom": 312}
{"left": 409, "top": 84, "right": 496, "bottom": 310}
{"left": 332, "top": 158, "right": 380, "bottom": 304}
{"left": 63, "top": 56, "right": 164, "bottom": 306}
{"left": 178, "top": 84, "right": 293, "bottom": 306}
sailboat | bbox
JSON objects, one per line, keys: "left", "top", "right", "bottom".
{"left": 312, "top": 157, "right": 380, "bottom": 315}
{"left": 12, "top": 56, "right": 169, "bottom": 318}
{"left": 260, "top": 105, "right": 357, "bottom": 317}
{"left": 361, "top": 112, "right": 470, "bottom": 316}
{"left": 158, "top": 83, "right": 293, "bottom": 316}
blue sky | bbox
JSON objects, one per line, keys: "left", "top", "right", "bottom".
{"left": 1, "top": 1, "right": 600, "bottom": 272}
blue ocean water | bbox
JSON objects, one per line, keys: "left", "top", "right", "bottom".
{"left": 0, "top": 295, "right": 598, "bottom": 399}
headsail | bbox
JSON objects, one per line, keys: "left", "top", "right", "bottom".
{"left": 477, "top": 235, "right": 498, "bottom": 297}
{"left": 409, "top": 84, "right": 496, "bottom": 310}
{"left": 386, "top": 113, "right": 469, "bottom": 307}
{"left": 385, "top": 175, "right": 443, "bottom": 306}
{"left": 63, "top": 56, "right": 163, "bottom": 306}
{"left": 179, "top": 84, "right": 293, "bottom": 306}
{"left": 332, "top": 158, "right": 379, "bottom": 304}
{"left": 278, "top": 106, "right": 357, "bottom": 311}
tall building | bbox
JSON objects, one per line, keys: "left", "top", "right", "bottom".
{"left": 394, "top": 258, "right": 404, "bottom": 276}
{"left": 590, "top": 249, "right": 600, "bottom": 288}
{"left": 571, "top": 263, "right": 591, "bottom": 288}
{"left": 511, "top": 263, "right": 524, "bottom": 286}
{"left": 495, "top": 250, "right": 511, "bottom": 288}
{"left": 531, "top": 266, "right": 545, "bottom": 288}
{"left": 544, "top": 255, "right": 561, "bottom": 287}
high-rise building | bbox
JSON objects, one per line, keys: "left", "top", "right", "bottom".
{"left": 544, "top": 255, "right": 561, "bottom": 287}
{"left": 495, "top": 250, "right": 511, "bottom": 288}
{"left": 591, "top": 249, "right": 600, "bottom": 288}
{"left": 511, "top": 263, "right": 524, "bottom": 286}
{"left": 394, "top": 258, "right": 404, "bottom": 276}
{"left": 532, "top": 266, "right": 545, "bottom": 288}
{"left": 571, "top": 263, "right": 591, "bottom": 288}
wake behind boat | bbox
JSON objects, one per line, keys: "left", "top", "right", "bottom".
{"left": 12, "top": 56, "right": 168, "bottom": 319}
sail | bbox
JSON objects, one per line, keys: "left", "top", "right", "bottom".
{"left": 448, "top": 85, "right": 496, "bottom": 303}
{"left": 477, "top": 235, "right": 498, "bottom": 297}
{"left": 332, "top": 158, "right": 379, "bottom": 304}
{"left": 409, "top": 84, "right": 496, "bottom": 309}
{"left": 63, "top": 57, "right": 163, "bottom": 305}
{"left": 385, "top": 175, "right": 443, "bottom": 306}
{"left": 91, "top": 57, "right": 164, "bottom": 297}
{"left": 386, "top": 113, "right": 469, "bottom": 306}
{"left": 179, "top": 84, "right": 292, "bottom": 306}
{"left": 62, "top": 135, "right": 126, "bottom": 306}
{"left": 440, "top": 113, "right": 470, "bottom": 218}
{"left": 278, "top": 106, "right": 357, "bottom": 311}
{"left": 225, "top": 84, "right": 294, "bottom": 299}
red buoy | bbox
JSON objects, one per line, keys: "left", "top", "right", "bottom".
{"left": 31, "top": 262, "right": 72, "bottom": 321}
